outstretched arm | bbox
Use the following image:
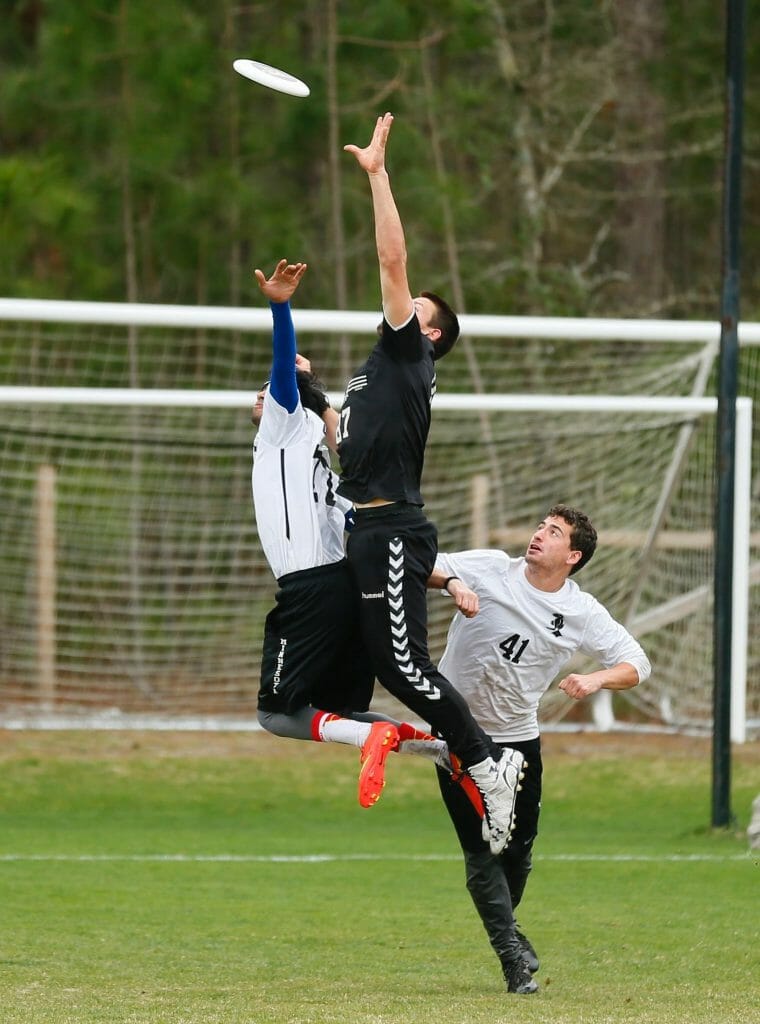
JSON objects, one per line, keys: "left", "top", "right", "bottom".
{"left": 254, "top": 260, "right": 307, "bottom": 413}
{"left": 344, "top": 113, "right": 414, "bottom": 330}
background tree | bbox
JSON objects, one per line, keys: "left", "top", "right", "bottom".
{"left": 0, "top": 0, "right": 756, "bottom": 320}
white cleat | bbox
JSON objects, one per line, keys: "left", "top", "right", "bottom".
{"left": 468, "top": 749, "right": 526, "bottom": 854}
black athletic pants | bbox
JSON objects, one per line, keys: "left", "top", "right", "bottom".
{"left": 345, "top": 503, "right": 499, "bottom": 767}
{"left": 437, "top": 736, "right": 542, "bottom": 964}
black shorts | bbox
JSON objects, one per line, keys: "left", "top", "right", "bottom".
{"left": 257, "top": 559, "right": 374, "bottom": 716}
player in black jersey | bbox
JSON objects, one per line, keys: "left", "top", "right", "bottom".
{"left": 338, "top": 112, "right": 526, "bottom": 856}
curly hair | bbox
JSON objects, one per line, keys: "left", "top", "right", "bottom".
{"left": 547, "top": 504, "right": 597, "bottom": 574}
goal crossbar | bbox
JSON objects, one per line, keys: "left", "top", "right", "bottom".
{"left": 0, "top": 387, "right": 748, "bottom": 416}
{"left": 2, "top": 297, "right": 760, "bottom": 344}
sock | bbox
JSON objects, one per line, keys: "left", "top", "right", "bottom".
{"left": 398, "top": 736, "right": 450, "bottom": 766}
{"left": 397, "top": 721, "right": 436, "bottom": 743}
{"left": 313, "top": 712, "right": 372, "bottom": 748}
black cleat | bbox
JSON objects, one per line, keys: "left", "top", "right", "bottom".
{"left": 515, "top": 924, "right": 539, "bottom": 974}
{"left": 502, "top": 955, "right": 539, "bottom": 995}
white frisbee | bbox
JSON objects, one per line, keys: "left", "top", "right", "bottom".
{"left": 232, "top": 58, "right": 310, "bottom": 98}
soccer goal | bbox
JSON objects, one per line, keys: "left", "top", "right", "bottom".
{"left": 0, "top": 298, "right": 757, "bottom": 740}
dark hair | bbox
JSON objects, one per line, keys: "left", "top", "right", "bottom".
{"left": 547, "top": 504, "right": 597, "bottom": 574}
{"left": 295, "top": 369, "right": 329, "bottom": 416}
{"left": 422, "top": 291, "right": 460, "bottom": 360}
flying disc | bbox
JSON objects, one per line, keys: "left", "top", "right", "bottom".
{"left": 232, "top": 58, "right": 310, "bottom": 98}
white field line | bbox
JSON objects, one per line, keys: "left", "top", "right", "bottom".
{"left": 0, "top": 853, "right": 752, "bottom": 863}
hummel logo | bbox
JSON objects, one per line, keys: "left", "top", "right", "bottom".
{"left": 548, "top": 613, "right": 564, "bottom": 637}
{"left": 362, "top": 591, "right": 385, "bottom": 600}
{"left": 273, "top": 637, "right": 288, "bottom": 690}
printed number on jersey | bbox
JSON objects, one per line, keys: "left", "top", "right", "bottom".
{"left": 336, "top": 407, "right": 351, "bottom": 445}
{"left": 499, "top": 634, "right": 530, "bottom": 664}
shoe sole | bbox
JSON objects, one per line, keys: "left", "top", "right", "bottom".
{"left": 358, "top": 723, "right": 399, "bottom": 808}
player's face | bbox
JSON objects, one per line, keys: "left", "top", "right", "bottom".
{"left": 413, "top": 296, "right": 441, "bottom": 342}
{"left": 525, "top": 515, "right": 580, "bottom": 574}
{"left": 251, "top": 385, "right": 268, "bottom": 425}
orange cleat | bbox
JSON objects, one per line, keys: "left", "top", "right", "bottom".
{"left": 358, "top": 722, "right": 400, "bottom": 808}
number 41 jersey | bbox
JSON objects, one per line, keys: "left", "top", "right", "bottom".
{"left": 435, "top": 549, "right": 650, "bottom": 742}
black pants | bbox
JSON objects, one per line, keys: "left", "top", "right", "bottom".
{"left": 346, "top": 503, "right": 498, "bottom": 767}
{"left": 437, "top": 736, "right": 542, "bottom": 963}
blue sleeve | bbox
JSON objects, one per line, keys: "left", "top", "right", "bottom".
{"left": 268, "top": 301, "right": 299, "bottom": 413}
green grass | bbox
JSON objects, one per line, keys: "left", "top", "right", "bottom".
{"left": 0, "top": 731, "right": 758, "bottom": 1024}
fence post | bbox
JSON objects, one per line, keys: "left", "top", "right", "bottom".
{"left": 36, "top": 463, "right": 57, "bottom": 707}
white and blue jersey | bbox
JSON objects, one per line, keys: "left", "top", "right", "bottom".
{"left": 252, "top": 300, "right": 351, "bottom": 580}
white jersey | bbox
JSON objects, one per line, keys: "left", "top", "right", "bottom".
{"left": 252, "top": 390, "right": 351, "bottom": 580}
{"left": 436, "top": 549, "right": 651, "bottom": 742}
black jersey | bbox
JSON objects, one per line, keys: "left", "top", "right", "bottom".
{"left": 336, "top": 313, "right": 436, "bottom": 506}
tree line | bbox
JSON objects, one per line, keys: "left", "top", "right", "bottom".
{"left": 2, "top": 0, "right": 758, "bottom": 322}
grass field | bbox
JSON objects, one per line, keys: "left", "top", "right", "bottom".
{"left": 0, "top": 729, "right": 758, "bottom": 1024}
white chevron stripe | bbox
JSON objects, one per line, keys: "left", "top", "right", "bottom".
{"left": 385, "top": 536, "right": 441, "bottom": 702}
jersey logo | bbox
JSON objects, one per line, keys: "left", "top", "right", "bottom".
{"left": 548, "top": 613, "right": 565, "bottom": 637}
{"left": 272, "top": 637, "right": 288, "bottom": 691}
{"left": 345, "top": 374, "right": 368, "bottom": 395}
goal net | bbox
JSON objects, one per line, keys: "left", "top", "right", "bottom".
{"left": 0, "top": 301, "right": 757, "bottom": 738}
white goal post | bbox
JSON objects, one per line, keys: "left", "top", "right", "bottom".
{"left": 0, "top": 298, "right": 757, "bottom": 740}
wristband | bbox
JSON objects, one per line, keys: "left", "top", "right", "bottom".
{"left": 443, "top": 576, "right": 460, "bottom": 591}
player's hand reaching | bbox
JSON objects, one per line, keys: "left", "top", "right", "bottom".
{"left": 295, "top": 353, "right": 312, "bottom": 374}
{"left": 344, "top": 112, "right": 393, "bottom": 175}
{"left": 254, "top": 259, "right": 307, "bottom": 304}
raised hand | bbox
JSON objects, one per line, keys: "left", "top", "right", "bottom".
{"left": 254, "top": 259, "right": 307, "bottom": 304}
{"left": 343, "top": 112, "right": 394, "bottom": 175}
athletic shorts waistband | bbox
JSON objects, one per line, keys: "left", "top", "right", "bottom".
{"left": 277, "top": 558, "right": 348, "bottom": 587}
{"left": 352, "top": 501, "right": 424, "bottom": 520}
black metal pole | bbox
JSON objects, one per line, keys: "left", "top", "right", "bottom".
{"left": 712, "top": 0, "right": 745, "bottom": 829}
